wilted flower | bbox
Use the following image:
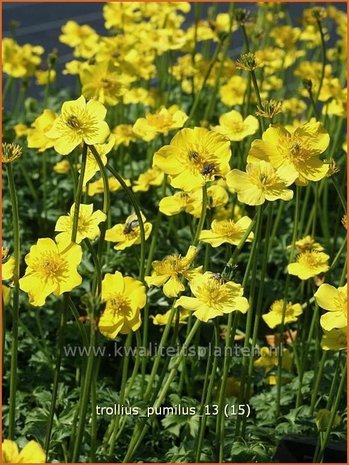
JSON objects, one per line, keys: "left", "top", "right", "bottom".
{"left": 2, "top": 143, "right": 22, "bottom": 163}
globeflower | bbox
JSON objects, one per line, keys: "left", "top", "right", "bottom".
{"left": 226, "top": 161, "right": 296, "bottom": 206}
{"left": 2, "top": 248, "right": 15, "bottom": 281}
{"left": 132, "top": 167, "right": 164, "bottom": 192}
{"left": 153, "top": 127, "right": 231, "bottom": 191}
{"left": 27, "top": 109, "right": 57, "bottom": 152}
{"left": 19, "top": 238, "right": 82, "bottom": 306}
{"left": 86, "top": 176, "right": 131, "bottom": 196}
{"left": 199, "top": 217, "right": 254, "bottom": 247}
{"left": 98, "top": 272, "right": 146, "bottom": 339}
{"left": 2, "top": 439, "right": 45, "bottom": 463}
{"left": 288, "top": 251, "right": 330, "bottom": 280}
{"left": 321, "top": 328, "right": 347, "bottom": 351}
{"left": 145, "top": 246, "right": 201, "bottom": 298}
{"left": 175, "top": 272, "right": 249, "bottom": 322}
{"left": 55, "top": 203, "right": 106, "bottom": 245}
{"left": 46, "top": 95, "right": 110, "bottom": 155}
{"left": 81, "top": 136, "right": 115, "bottom": 185}
{"left": 262, "top": 300, "right": 303, "bottom": 329}
{"left": 315, "top": 283, "right": 347, "bottom": 331}
{"left": 212, "top": 110, "right": 258, "bottom": 141}
{"left": 133, "top": 106, "right": 188, "bottom": 141}
{"left": 152, "top": 308, "right": 190, "bottom": 326}
{"left": 105, "top": 213, "right": 152, "bottom": 250}
{"left": 247, "top": 121, "right": 330, "bottom": 182}
{"left": 159, "top": 184, "right": 228, "bottom": 217}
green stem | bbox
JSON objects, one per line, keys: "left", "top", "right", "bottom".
{"left": 106, "top": 164, "right": 146, "bottom": 281}
{"left": 310, "top": 350, "right": 327, "bottom": 415}
{"left": 195, "top": 321, "right": 220, "bottom": 462}
{"left": 276, "top": 186, "right": 301, "bottom": 418}
{"left": 193, "top": 184, "right": 208, "bottom": 246}
{"left": 44, "top": 296, "right": 68, "bottom": 459}
{"left": 71, "top": 318, "right": 96, "bottom": 462}
{"left": 7, "top": 162, "right": 20, "bottom": 440}
{"left": 71, "top": 144, "right": 88, "bottom": 243}
{"left": 108, "top": 333, "right": 133, "bottom": 457}
{"left": 123, "top": 319, "right": 201, "bottom": 463}
{"left": 314, "top": 358, "right": 346, "bottom": 462}
{"left": 186, "top": 40, "right": 224, "bottom": 126}
{"left": 314, "top": 18, "right": 327, "bottom": 104}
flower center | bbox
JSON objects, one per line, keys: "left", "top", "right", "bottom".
{"left": 66, "top": 115, "right": 82, "bottom": 130}
{"left": 37, "top": 252, "right": 69, "bottom": 281}
{"left": 109, "top": 294, "right": 132, "bottom": 317}
{"left": 212, "top": 220, "right": 241, "bottom": 238}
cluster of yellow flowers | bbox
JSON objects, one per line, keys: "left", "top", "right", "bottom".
{"left": 2, "top": 3, "right": 347, "bottom": 459}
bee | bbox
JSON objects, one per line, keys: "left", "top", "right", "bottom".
{"left": 201, "top": 162, "right": 216, "bottom": 176}
{"left": 123, "top": 219, "right": 139, "bottom": 234}
{"left": 188, "top": 150, "right": 200, "bottom": 162}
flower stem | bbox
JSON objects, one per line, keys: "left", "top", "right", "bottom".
{"left": 276, "top": 186, "right": 301, "bottom": 418}
{"left": 122, "top": 319, "right": 201, "bottom": 463}
{"left": 314, "top": 357, "right": 346, "bottom": 462}
{"left": 7, "top": 163, "right": 20, "bottom": 440}
{"left": 44, "top": 296, "right": 68, "bottom": 460}
{"left": 71, "top": 143, "right": 88, "bottom": 243}
{"left": 106, "top": 164, "right": 146, "bottom": 281}
{"left": 71, "top": 317, "right": 96, "bottom": 462}
{"left": 193, "top": 184, "right": 208, "bottom": 246}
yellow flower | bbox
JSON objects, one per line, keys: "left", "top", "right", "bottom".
{"left": 59, "top": 21, "right": 99, "bottom": 58}
{"left": 315, "top": 283, "right": 347, "bottom": 331}
{"left": 288, "top": 251, "right": 330, "bottom": 280}
{"left": 53, "top": 159, "right": 71, "bottom": 174}
{"left": 14, "top": 123, "right": 29, "bottom": 138}
{"left": 254, "top": 347, "right": 292, "bottom": 385}
{"left": 123, "top": 87, "right": 156, "bottom": 107}
{"left": 80, "top": 62, "right": 133, "bottom": 106}
{"left": 199, "top": 216, "right": 254, "bottom": 247}
{"left": 59, "top": 20, "right": 98, "bottom": 47}
{"left": 132, "top": 167, "right": 164, "bottom": 192}
{"left": 159, "top": 184, "right": 228, "bottom": 218}
{"left": 81, "top": 137, "right": 115, "bottom": 186}
{"left": 19, "top": 238, "right": 82, "bottom": 306}
{"left": 2, "top": 439, "right": 45, "bottom": 463}
{"left": 86, "top": 176, "right": 131, "bottom": 196}
{"left": 2, "top": 38, "right": 44, "bottom": 78}
{"left": 46, "top": 95, "right": 110, "bottom": 155}
{"left": 262, "top": 300, "right": 303, "bottom": 329}
{"left": 226, "top": 161, "right": 296, "bottom": 206}
{"left": 133, "top": 106, "right": 188, "bottom": 141}
{"left": 105, "top": 214, "right": 152, "bottom": 250}
{"left": 27, "top": 109, "right": 56, "bottom": 152}
{"left": 321, "top": 328, "right": 347, "bottom": 351}
{"left": 212, "top": 110, "right": 258, "bottom": 141}
{"left": 247, "top": 122, "right": 330, "bottom": 182}
{"left": 152, "top": 308, "right": 190, "bottom": 326}
{"left": 112, "top": 124, "right": 138, "bottom": 147}
{"left": 175, "top": 272, "right": 248, "bottom": 322}
{"left": 55, "top": 203, "right": 106, "bottom": 245}
{"left": 219, "top": 76, "right": 247, "bottom": 106}
{"left": 153, "top": 127, "right": 231, "bottom": 192}
{"left": 145, "top": 246, "right": 200, "bottom": 298}
{"left": 2, "top": 285, "right": 11, "bottom": 305}
{"left": 35, "top": 69, "right": 56, "bottom": 85}
{"left": 98, "top": 272, "right": 146, "bottom": 339}
{"left": 294, "top": 235, "right": 324, "bottom": 253}
{"left": 2, "top": 248, "right": 15, "bottom": 281}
